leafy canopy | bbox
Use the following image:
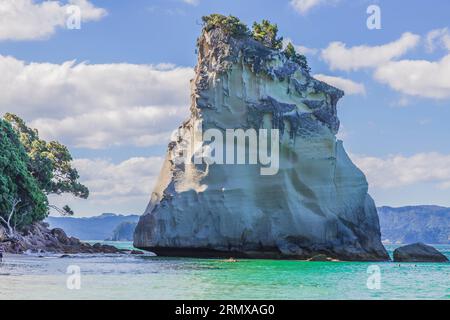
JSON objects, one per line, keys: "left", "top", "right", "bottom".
{"left": 252, "top": 19, "right": 283, "bottom": 50}
{"left": 4, "top": 113, "right": 89, "bottom": 201}
{"left": 0, "top": 119, "right": 48, "bottom": 229}
{"left": 284, "top": 42, "right": 310, "bottom": 72}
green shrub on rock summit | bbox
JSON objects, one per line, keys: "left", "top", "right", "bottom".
{"left": 252, "top": 19, "right": 283, "bottom": 50}
{"left": 200, "top": 15, "right": 310, "bottom": 73}
{"left": 284, "top": 42, "right": 310, "bottom": 72}
{"left": 201, "top": 14, "right": 249, "bottom": 37}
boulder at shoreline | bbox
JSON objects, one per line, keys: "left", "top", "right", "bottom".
{"left": 393, "top": 243, "right": 449, "bottom": 262}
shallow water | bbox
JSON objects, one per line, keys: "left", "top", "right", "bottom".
{"left": 0, "top": 243, "right": 448, "bottom": 300}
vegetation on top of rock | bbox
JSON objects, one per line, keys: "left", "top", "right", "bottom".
{"left": 252, "top": 19, "right": 283, "bottom": 50}
{"left": 284, "top": 42, "right": 310, "bottom": 72}
{"left": 201, "top": 15, "right": 310, "bottom": 73}
{"left": 201, "top": 14, "right": 250, "bottom": 37}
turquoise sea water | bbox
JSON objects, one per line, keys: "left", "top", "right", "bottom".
{"left": 0, "top": 243, "right": 448, "bottom": 300}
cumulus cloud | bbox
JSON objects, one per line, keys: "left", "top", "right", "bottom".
{"left": 314, "top": 74, "right": 366, "bottom": 95}
{"left": 321, "top": 32, "right": 420, "bottom": 71}
{"left": 321, "top": 30, "right": 450, "bottom": 100}
{"left": 48, "top": 156, "right": 164, "bottom": 215}
{"left": 374, "top": 54, "right": 450, "bottom": 99}
{"left": 352, "top": 152, "right": 450, "bottom": 189}
{"left": 0, "top": 55, "right": 194, "bottom": 148}
{"left": 72, "top": 157, "right": 163, "bottom": 199}
{"left": 290, "top": 0, "right": 338, "bottom": 14}
{"left": 0, "top": 0, "right": 107, "bottom": 41}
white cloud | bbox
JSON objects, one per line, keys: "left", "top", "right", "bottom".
{"left": 352, "top": 152, "right": 450, "bottom": 189}
{"left": 30, "top": 107, "right": 184, "bottom": 149}
{"left": 72, "top": 157, "right": 163, "bottom": 199}
{"left": 313, "top": 74, "right": 366, "bottom": 95}
{"left": 0, "top": 55, "right": 194, "bottom": 148}
{"left": 321, "top": 30, "right": 450, "bottom": 100}
{"left": 321, "top": 32, "right": 420, "bottom": 71}
{"left": 290, "top": 0, "right": 337, "bottom": 14}
{"left": 48, "top": 156, "right": 164, "bottom": 216}
{"left": 425, "top": 28, "right": 450, "bottom": 53}
{"left": 0, "top": 0, "right": 107, "bottom": 41}
{"left": 374, "top": 54, "right": 450, "bottom": 99}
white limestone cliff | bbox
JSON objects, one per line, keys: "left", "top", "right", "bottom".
{"left": 134, "top": 21, "right": 389, "bottom": 261}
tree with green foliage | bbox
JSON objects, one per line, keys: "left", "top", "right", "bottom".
{"left": 4, "top": 114, "right": 88, "bottom": 199}
{"left": 201, "top": 14, "right": 249, "bottom": 37}
{"left": 0, "top": 119, "right": 48, "bottom": 235}
{"left": 252, "top": 20, "right": 283, "bottom": 50}
{"left": 284, "top": 42, "right": 310, "bottom": 72}
{"left": 3, "top": 113, "right": 89, "bottom": 217}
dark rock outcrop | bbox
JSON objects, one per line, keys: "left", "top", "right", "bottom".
{"left": 393, "top": 243, "right": 449, "bottom": 262}
{"left": 0, "top": 222, "right": 128, "bottom": 254}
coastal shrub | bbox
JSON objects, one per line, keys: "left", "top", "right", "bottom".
{"left": 284, "top": 42, "right": 310, "bottom": 72}
{"left": 252, "top": 20, "right": 283, "bottom": 50}
{"left": 0, "top": 119, "right": 48, "bottom": 231}
{"left": 202, "top": 14, "right": 249, "bottom": 37}
{"left": 4, "top": 113, "right": 89, "bottom": 201}
{"left": 0, "top": 114, "right": 88, "bottom": 226}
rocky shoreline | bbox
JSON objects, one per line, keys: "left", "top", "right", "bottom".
{"left": 0, "top": 222, "right": 143, "bottom": 255}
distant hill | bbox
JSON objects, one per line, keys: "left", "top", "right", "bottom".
{"left": 106, "top": 221, "right": 138, "bottom": 241}
{"left": 46, "top": 213, "right": 140, "bottom": 240}
{"left": 378, "top": 206, "right": 450, "bottom": 244}
{"left": 46, "top": 206, "right": 450, "bottom": 244}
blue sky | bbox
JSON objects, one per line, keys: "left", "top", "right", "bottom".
{"left": 1, "top": 0, "right": 449, "bottom": 216}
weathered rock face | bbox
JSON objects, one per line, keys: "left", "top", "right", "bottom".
{"left": 134, "top": 26, "right": 389, "bottom": 261}
{"left": 393, "top": 243, "right": 449, "bottom": 262}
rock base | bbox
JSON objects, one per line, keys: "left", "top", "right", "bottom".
{"left": 139, "top": 246, "right": 387, "bottom": 261}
